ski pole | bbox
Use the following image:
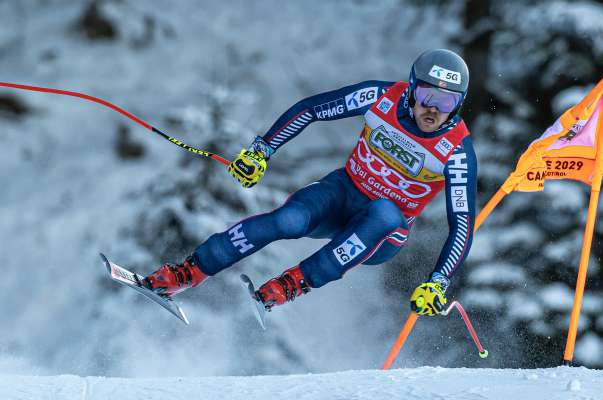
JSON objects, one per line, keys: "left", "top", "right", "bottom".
{"left": 382, "top": 301, "right": 487, "bottom": 369}
{"left": 0, "top": 82, "right": 231, "bottom": 166}
{"left": 441, "top": 300, "right": 488, "bottom": 358}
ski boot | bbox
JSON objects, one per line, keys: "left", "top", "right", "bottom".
{"left": 256, "top": 266, "right": 311, "bottom": 311}
{"left": 143, "top": 255, "right": 208, "bottom": 297}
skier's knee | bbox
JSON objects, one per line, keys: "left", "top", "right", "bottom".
{"left": 273, "top": 201, "right": 311, "bottom": 239}
{"left": 362, "top": 243, "right": 402, "bottom": 265}
{"left": 368, "top": 199, "right": 405, "bottom": 231}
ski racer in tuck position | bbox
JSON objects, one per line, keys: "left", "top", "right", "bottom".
{"left": 144, "top": 49, "right": 477, "bottom": 317}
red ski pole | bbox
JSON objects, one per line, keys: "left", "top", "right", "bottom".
{"left": 441, "top": 300, "right": 488, "bottom": 358}
{"left": 0, "top": 82, "right": 231, "bottom": 166}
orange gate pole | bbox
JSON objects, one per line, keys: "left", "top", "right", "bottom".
{"left": 563, "top": 104, "right": 603, "bottom": 365}
{"left": 563, "top": 185, "right": 601, "bottom": 364}
{"left": 382, "top": 312, "right": 419, "bottom": 370}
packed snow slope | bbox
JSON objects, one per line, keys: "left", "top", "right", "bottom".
{"left": 2, "top": 367, "right": 602, "bottom": 400}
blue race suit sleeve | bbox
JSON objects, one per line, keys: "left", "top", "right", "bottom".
{"left": 261, "top": 80, "right": 394, "bottom": 152}
{"left": 431, "top": 136, "right": 477, "bottom": 282}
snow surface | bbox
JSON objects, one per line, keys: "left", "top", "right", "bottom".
{"left": 1, "top": 367, "right": 602, "bottom": 400}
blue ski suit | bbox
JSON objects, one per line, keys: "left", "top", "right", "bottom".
{"left": 192, "top": 80, "right": 477, "bottom": 288}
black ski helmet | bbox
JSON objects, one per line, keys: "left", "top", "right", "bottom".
{"left": 409, "top": 49, "right": 469, "bottom": 114}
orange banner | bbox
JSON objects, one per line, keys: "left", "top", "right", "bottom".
{"left": 501, "top": 79, "right": 603, "bottom": 194}
{"left": 515, "top": 157, "right": 596, "bottom": 191}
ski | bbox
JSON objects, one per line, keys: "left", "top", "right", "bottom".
{"left": 100, "top": 253, "right": 190, "bottom": 325}
{"left": 240, "top": 274, "right": 267, "bottom": 330}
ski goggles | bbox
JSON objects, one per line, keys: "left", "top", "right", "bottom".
{"left": 414, "top": 84, "right": 462, "bottom": 113}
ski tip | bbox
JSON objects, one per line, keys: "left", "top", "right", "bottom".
{"left": 259, "top": 316, "right": 267, "bottom": 331}
{"left": 240, "top": 274, "right": 267, "bottom": 330}
{"left": 99, "top": 252, "right": 111, "bottom": 273}
{"left": 171, "top": 301, "right": 190, "bottom": 325}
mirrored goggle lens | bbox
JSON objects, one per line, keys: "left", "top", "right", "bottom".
{"left": 414, "top": 86, "right": 462, "bottom": 113}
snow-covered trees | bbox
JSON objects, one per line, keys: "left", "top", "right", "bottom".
{"left": 457, "top": 0, "right": 603, "bottom": 368}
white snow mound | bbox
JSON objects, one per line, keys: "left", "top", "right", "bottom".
{"left": 1, "top": 366, "right": 602, "bottom": 400}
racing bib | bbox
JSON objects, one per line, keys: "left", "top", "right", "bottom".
{"left": 345, "top": 81, "right": 469, "bottom": 217}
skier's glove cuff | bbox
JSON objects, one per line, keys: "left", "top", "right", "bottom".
{"left": 410, "top": 282, "right": 448, "bottom": 316}
{"left": 248, "top": 136, "right": 274, "bottom": 160}
{"left": 429, "top": 272, "right": 450, "bottom": 292}
{"left": 228, "top": 148, "right": 267, "bottom": 188}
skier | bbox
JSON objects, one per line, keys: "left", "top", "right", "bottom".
{"left": 144, "top": 49, "right": 477, "bottom": 317}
